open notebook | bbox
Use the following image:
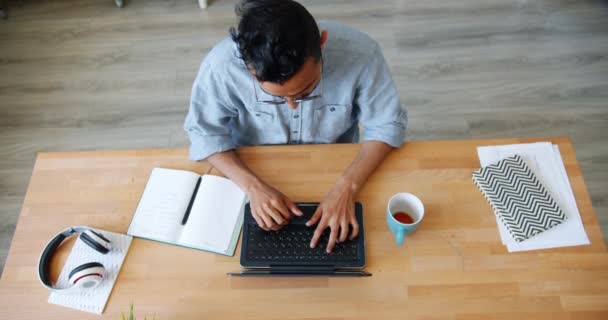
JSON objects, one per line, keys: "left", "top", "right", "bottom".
{"left": 128, "top": 168, "right": 247, "bottom": 256}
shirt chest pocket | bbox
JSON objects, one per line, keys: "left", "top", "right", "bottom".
{"left": 247, "top": 109, "right": 276, "bottom": 133}
{"left": 243, "top": 109, "right": 285, "bottom": 145}
{"left": 251, "top": 109, "right": 275, "bottom": 123}
{"left": 314, "top": 104, "right": 353, "bottom": 142}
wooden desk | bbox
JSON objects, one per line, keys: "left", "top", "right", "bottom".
{"left": 1, "top": 137, "right": 607, "bottom": 319}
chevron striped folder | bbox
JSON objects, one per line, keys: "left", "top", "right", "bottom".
{"left": 472, "top": 154, "right": 567, "bottom": 242}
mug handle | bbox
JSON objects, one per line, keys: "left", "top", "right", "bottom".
{"left": 396, "top": 230, "right": 405, "bottom": 245}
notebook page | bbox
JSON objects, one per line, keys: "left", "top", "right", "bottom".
{"left": 178, "top": 175, "right": 246, "bottom": 254}
{"left": 128, "top": 168, "right": 200, "bottom": 243}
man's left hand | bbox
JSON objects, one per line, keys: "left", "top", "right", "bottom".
{"left": 306, "top": 179, "right": 360, "bottom": 253}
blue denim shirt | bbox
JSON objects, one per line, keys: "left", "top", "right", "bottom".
{"left": 184, "top": 22, "right": 407, "bottom": 161}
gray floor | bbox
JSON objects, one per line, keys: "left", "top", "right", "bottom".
{"left": 1, "top": 0, "right": 607, "bottom": 274}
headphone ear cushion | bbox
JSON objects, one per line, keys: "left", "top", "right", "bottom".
{"left": 89, "top": 229, "right": 110, "bottom": 243}
{"left": 80, "top": 231, "right": 110, "bottom": 254}
{"left": 69, "top": 262, "right": 104, "bottom": 280}
{"left": 68, "top": 262, "right": 105, "bottom": 289}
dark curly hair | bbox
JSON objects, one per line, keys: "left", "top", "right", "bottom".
{"left": 229, "top": 0, "right": 321, "bottom": 84}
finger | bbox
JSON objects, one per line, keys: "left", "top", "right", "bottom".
{"left": 285, "top": 198, "right": 303, "bottom": 216}
{"left": 349, "top": 219, "right": 360, "bottom": 241}
{"left": 306, "top": 207, "right": 323, "bottom": 227}
{"left": 251, "top": 208, "right": 268, "bottom": 230}
{"left": 339, "top": 220, "right": 349, "bottom": 243}
{"left": 263, "top": 203, "right": 285, "bottom": 229}
{"left": 272, "top": 199, "right": 291, "bottom": 222}
{"left": 341, "top": 202, "right": 354, "bottom": 242}
{"left": 326, "top": 225, "right": 339, "bottom": 253}
{"left": 310, "top": 222, "right": 327, "bottom": 248}
{"left": 259, "top": 209, "right": 276, "bottom": 231}
{"left": 259, "top": 204, "right": 279, "bottom": 230}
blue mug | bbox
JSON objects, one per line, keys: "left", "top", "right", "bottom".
{"left": 386, "top": 193, "right": 425, "bottom": 245}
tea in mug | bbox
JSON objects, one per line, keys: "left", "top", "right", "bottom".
{"left": 392, "top": 212, "right": 415, "bottom": 224}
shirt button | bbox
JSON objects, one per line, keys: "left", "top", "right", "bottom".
{"left": 293, "top": 115, "right": 299, "bottom": 119}
{"left": 330, "top": 107, "right": 336, "bottom": 112}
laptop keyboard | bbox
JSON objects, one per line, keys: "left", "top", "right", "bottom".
{"left": 246, "top": 223, "right": 360, "bottom": 264}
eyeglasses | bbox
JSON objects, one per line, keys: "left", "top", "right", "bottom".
{"left": 253, "top": 61, "right": 323, "bottom": 106}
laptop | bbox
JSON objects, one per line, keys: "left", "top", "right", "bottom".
{"left": 228, "top": 202, "right": 370, "bottom": 277}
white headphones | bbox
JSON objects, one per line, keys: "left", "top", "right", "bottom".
{"left": 38, "top": 226, "right": 112, "bottom": 294}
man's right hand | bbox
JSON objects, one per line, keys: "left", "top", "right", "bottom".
{"left": 205, "top": 150, "right": 302, "bottom": 231}
{"left": 246, "top": 180, "right": 303, "bottom": 231}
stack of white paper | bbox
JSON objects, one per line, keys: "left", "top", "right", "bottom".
{"left": 477, "top": 142, "right": 590, "bottom": 252}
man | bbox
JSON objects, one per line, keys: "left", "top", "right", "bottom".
{"left": 184, "top": 0, "right": 407, "bottom": 253}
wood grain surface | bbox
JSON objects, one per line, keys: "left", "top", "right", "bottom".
{"left": 0, "top": 137, "right": 606, "bottom": 319}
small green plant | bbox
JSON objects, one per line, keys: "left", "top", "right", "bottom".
{"left": 120, "top": 304, "right": 156, "bottom": 320}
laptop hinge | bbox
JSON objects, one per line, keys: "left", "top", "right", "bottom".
{"left": 269, "top": 265, "right": 335, "bottom": 274}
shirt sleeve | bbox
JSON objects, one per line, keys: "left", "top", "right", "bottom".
{"left": 356, "top": 44, "right": 407, "bottom": 148}
{"left": 184, "top": 65, "right": 237, "bottom": 161}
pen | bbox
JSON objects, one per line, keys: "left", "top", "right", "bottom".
{"left": 182, "top": 176, "right": 202, "bottom": 225}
